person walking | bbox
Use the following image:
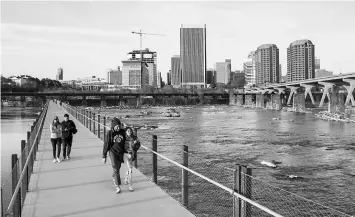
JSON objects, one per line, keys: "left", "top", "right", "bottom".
{"left": 102, "top": 118, "right": 126, "bottom": 194}
{"left": 62, "top": 114, "right": 77, "bottom": 160}
{"left": 50, "top": 116, "right": 62, "bottom": 163}
{"left": 123, "top": 127, "right": 140, "bottom": 192}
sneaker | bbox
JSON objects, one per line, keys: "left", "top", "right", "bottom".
{"left": 66, "top": 156, "right": 70, "bottom": 160}
{"left": 112, "top": 178, "right": 118, "bottom": 187}
{"left": 56, "top": 157, "right": 61, "bottom": 163}
{"left": 53, "top": 159, "right": 56, "bottom": 163}
{"left": 115, "top": 186, "right": 121, "bottom": 194}
{"left": 128, "top": 186, "right": 134, "bottom": 192}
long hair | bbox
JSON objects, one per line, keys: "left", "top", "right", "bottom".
{"left": 125, "top": 127, "right": 136, "bottom": 139}
{"left": 52, "top": 117, "right": 60, "bottom": 128}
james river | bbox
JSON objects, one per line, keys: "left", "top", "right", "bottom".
{"left": 1, "top": 104, "right": 354, "bottom": 215}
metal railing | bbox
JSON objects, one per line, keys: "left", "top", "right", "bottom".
{"left": 60, "top": 102, "right": 354, "bottom": 217}
{"left": 1, "top": 101, "right": 49, "bottom": 217}
{"left": 61, "top": 102, "right": 283, "bottom": 217}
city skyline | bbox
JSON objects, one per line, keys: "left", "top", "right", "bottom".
{"left": 2, "top": 1, "right": 355, "bottom": 83}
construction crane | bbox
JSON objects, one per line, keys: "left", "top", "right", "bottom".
{"left": 131, "top": 30, "right": 165, "bottom": 51}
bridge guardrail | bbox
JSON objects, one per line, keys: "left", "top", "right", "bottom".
{"left": 1, "top": 101, "right": 49, "bottom": 217}
{"left": 60, "top": 102, "right": 354, "bottom": 217}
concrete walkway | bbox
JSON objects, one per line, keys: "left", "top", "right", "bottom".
{"left": 22, "top": 102, "right": 195, "bottom": 217}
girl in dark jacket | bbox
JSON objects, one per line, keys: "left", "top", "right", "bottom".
{"left": 123, "top": 127, "right": 140, "bottom": 192}
{"left": 102, "top": 118, "right": 126, "bottom": 194}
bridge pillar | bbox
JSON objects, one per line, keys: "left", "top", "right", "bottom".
{"left": 319, "top": 82, "right": 334, "bottom": 107}
{"left": 100, "top": 96, "right": 107, "bottom": 107}
{"left": 300, "top": 84, "right": 316, "bottom": 105}
{"left": 328, "top": 85, "right": 345, "bottom": 113}
{"left": 82, "top": 96, "right": 87, "bottom": 107}
{"left": 343, "top": 79, "right": 355, "bottom": 106}
{"left": 236, "top": 94, "right": 244, "bottom": 106}
{"left": 198, "top": 93, "right": 204, "bottom": 105}
{"left": 256, "top": 94, "right": 265, "bottom": 108}
{"left": 271, "top": 94, "right": 282, "bottom": 110}
{"left": 229, "top": 92, "right": 236, "bottom": 105}
{"left": 293, "top": 88, "right": 306, "bottom": 113}
{"left": 286, "top": 86, "right": 299, "bottom": 105}
{"left": 136, "top": 96, "right": 141, "bottom": 108}
{"left": 245, "top": 95, "right": 253, "bottom": 107}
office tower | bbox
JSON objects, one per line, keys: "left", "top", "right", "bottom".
{"left": 121, "top": 60, "right": 149, "bottom": 89}
{"left": 206, "top": 69, "right": 215, "bottom": 85}
{"left": 243, "top": 51, "right": 256, "bottom": 85}
{"left": 255, "top": 44, "right": 280, "bottom": 84}
{"left": 287, "top": 39, "right": 315, "bottom": 82}
{"left": 128, "top": 48, "right": 157, "bottom": 87}
{"left": 171, "top": 55, "right": 181, "bottom": 88}
{"left": 167, "top": 70, "right": 171, "bottom": 85}
{"left": 215, "top": 59, "right": 231, "bottom": 84}
{"left": 180, "top": 24, "right": 206, "bottom": 88}
{"left": 107, "top": 66, "right": 122, "bottom": 85}
{"left": 56, "top": 67, "right": 63, "bottom": 81}
{"left": 157, "top": 72, "right": 162, "bottom": 88}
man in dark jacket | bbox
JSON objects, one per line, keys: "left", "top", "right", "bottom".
{"left": 103, "top": 117, "right": 126, "bottom": 193}
{"left": 62, "top": 114, "right": 77, "bottom": 160}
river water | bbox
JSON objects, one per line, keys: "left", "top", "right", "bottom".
{"left": 94, "top": 105, "right": 355, "bottom": 216}
{"left": 1, "top": 105, "right": 354, "bottom": 216}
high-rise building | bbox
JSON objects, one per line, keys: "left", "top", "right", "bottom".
{"left": 157, "top": 72, "right": 162, "bottom": 88}
{"left": 167, "top": 70, "right": 171, "bottom": 85}
{"left": 243, "top": 51, "right": 256, "bottom": 85}
{"left": 107, "top": 66, "right": 122, "bottom": 85}
{"left": 315, "top": 57, "right": 320, "bottom": 70}
{"left": 171, "top": 55, "right": 181, "bottom": 88}
{"left": 121, "top": 60, "right": 149, "bottom": 89}
{"left": 215, "top": 59, "right": 231, "bottom": 84}
{"left": 180, "top": 24, "right": 206, "bottom": 88}
{"left": 56, "top": 67, "right": 63, "bottom": 81}
{"left": 206, "top": 69, "right": 215, "bottom": 86}
{"left": 287, "top": 39, "right": 315, "bottom": 82}
{"left": 128, "top": 48, "right": 157, "bottom": 87}
{"left": 255, "top": 44, "right": 280, "bottom": 84}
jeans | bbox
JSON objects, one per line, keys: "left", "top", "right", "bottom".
{"left": 109, "top": 151, "right": 122, "bottom": 186}
{"left": 50, "top": 138, "right": 62, "bottom": 158}
{"left": 63, "top": 136, "right": 73, "bottom": 158}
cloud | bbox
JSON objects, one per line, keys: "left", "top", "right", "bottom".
{"left": 2, "top": 23, "right": 129, "bottom": 38}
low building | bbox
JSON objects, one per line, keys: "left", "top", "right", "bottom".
{"left": 315, "top": 69, "right": 333, "bottom": 78}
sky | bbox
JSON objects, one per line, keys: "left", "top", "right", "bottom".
{"left": 2, "top": 1, "right": 355, "bottom": 82}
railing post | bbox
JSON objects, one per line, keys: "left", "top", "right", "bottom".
{"left": 75, "top": 107, "right": 78, "bottom": 120}
{"left": 21, "top": 140, "right": 27, "bottom": 206}
{"left": 89, "top": 111, "right": 92, "bottom": 132}
{"left": 26, "top": 131, "right": 31, "bottom": 188}
{"left": 11, "top": 154, "right": 21, "bottom": 217}
{"left": 98, "top": 115, "right": 101, "bottom": 139}
{"left": 182, "top": 145, "right": 188, "bottom": 207}
{"left": 86, "top": 110, "right": 89, "bottom": 128}
{"left": 233, "top": 165, "right": 242, "bottom": 217}
{"left": 103, "top": 116, "right": 106, "bottom": 143}
{"left": 134, "top": 129, "right": 138, "bottom": 168}
{"left": 152, "top": 135, "right": 157, "bottom": 184}
{"left": 93, "top": 113, "right": 96, "bottom": 134}
{"left": 241, "top": 166, "right": 252, "bottom": 217}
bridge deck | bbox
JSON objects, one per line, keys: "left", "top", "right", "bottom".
{"left": 22, "top": 102, "right": 194, "bottom": 217}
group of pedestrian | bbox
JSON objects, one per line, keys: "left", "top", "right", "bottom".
{"left": 102, "top": 117, "right": 141, "bottom": 194}
{"left": 50, "top": 114, "right": 77, "bottom": 163}
{"left": 50, "top": 113, "right": 140, "bottom": 194}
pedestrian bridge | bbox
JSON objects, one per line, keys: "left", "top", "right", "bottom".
{"left": 1, "top": 101, "right": 353, "bottom": 217}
